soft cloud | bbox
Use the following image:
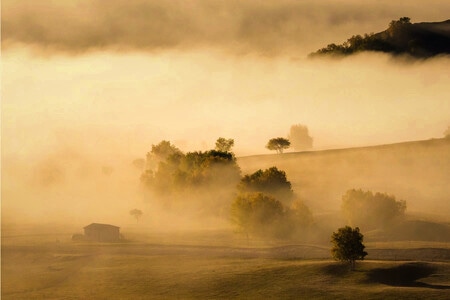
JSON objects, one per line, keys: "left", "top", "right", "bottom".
{"left": 3, "top": 0, "right": 450, "bottom": 56}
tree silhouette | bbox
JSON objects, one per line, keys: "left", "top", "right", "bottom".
{"left": 331, "top": 226, "right": 367, "bottom": 270}
{"left": 130, "top": 209, "right": 143, "bottom": 223}
{"left": 266, "top": 137, "right": 290, "bottom": 154}
{"left": 215, "top": 137, "right": 234, "bottom": 152}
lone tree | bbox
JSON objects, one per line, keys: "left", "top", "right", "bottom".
{"left": 215, "top": 137, "right": 235, "bottom": 152}
{"left": 331, "top": 226, "right": 367, "bottom": 270}
{"left": 130, "top": 209, "right": 143, "bottom": 223}
{"left": 266, "top": 137, "right": 290, "bottom": 154}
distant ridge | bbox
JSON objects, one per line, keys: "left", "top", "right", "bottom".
{"left": 310, "top": 18, "right": 450, "bottom": 58}
{"left": 239, "top": 138, "right": 450, "bottom": 159}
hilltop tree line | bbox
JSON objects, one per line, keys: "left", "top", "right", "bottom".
{"left": 310, "top": 17, "right": 450, "bottom": 58}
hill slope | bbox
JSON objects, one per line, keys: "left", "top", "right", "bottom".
{"left": 238, "top": 138, "right": 450, "bottom": 217}
{"left": 310, "top": 18, "right": 450, "bottom": 58}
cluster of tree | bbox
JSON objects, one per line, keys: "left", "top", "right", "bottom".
{"left": 141, "top": 139, "right": 241, "bottom": 215}
{"left": 140, "top": 138, "right": 313, "bottom": 239}
{"left": 341, "top": 189, "right": 406, "bottom": 230}
{"left": 310, "top": 17, "right": 450, "bottom": 58}
{"left": 232, "top": 167, "right": 313, "bottom": 239}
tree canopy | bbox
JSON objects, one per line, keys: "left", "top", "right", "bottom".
{"left": 231, "top": 192, "right": 284, "bottom": 238}
{"left": 141, "top": 141, "right": 241, "bottom": 215}
{"left": 331, "top": 226, "right": 367, "bottom": 270}
{"left": 266, "top": 137, "right": 290, "bottom": 154}
{"left": 215, "top": 137, "right": 234, "bottom": 152}
{"left": 341, "top": 189, "right": 406, "bottom": 230}
{"left": 238, "top": 167, "right": 294, "bottom": 204}
{"left": 288, "top": 124, "right": 313, "bottom": 151}
{"left": 145, "top": 140, "right": 182, "bottom": 171}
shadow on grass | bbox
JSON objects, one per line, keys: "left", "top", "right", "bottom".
{"left": 366, "top": 262, "right": 450, "bottom": 289}
{"left": 321, "top": 263, "right": 351, "bottom": 276}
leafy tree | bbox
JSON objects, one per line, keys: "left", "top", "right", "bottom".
{"left": 130, "top": 209, "right": 143, "bottom": 223}
{"left": 266, "top": 137, "right": 290, "bottom": 154}
{"left": 141, "top": 146, "right": 241, "bottom": 215}
{"left": 238, "top": 167, "right": 294, "bottom": 204}
{"left": 331, "top": 226, "right": 367, "bottom": 270}
{"left": 231, "top": 192, "right": 284, "bottom": 238}
{"left": 388, "top": 17, "right": 411, "bottom": 37}
{"left": 146, "top": 140, "right": 182, "bottom": 171}
{"left": 288, "top": 124, "right": 313, "bottom": 151}
{"left": 215, "top": 137, "right": 235, "bottom": 152}
{"left": 341, "top": 189, "right": 406, "bottom": 230}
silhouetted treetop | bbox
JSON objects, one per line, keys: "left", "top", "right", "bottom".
{"left": 310, "top": 18, "right": 450, "bottom": 58}
{"left": 239, "top": 167, "right": 294, "bottom": 204}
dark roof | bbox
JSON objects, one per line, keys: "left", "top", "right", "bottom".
{"left": 84, "top": 223, "right": 120, "bottom": 229}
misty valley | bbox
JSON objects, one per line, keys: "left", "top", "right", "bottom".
{"left": 3, "top": 0, "right": 450, "bottom": 299}
{"left": 3, "top": 137, "right": 450, "bottom": 299}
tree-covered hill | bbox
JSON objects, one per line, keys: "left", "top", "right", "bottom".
{"left": 310, "top": 18, "right": 450, "bottom": 58}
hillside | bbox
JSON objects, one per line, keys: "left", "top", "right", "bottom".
{"left": 310, "top": 18, "right": 450, "bottom": 58}
{"left": 238, "top": 138, "right": 450, "bottom": 218}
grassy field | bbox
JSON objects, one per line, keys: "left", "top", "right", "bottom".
{"left": 2, "top": 227, "right": 450, "bottom": 299}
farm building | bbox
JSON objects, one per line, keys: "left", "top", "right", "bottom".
{"left": 83, "top": 223, "right": 121, "bottom": 242}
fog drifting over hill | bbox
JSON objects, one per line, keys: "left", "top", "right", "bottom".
{"left": 2, "top": 0, "right": 450, "bottom": 224}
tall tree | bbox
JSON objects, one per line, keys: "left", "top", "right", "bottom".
{"left": 146, "top": 140, "right": 182, "bottom": 170}
{"left": 266, "top": 137, "right": 290, "bottom": 154}
{"left": 331, "top": 226, "right": 367, "bottom": 270}
{"left": 215, "top": 137, "right": 235, "bottom": 152}
{"left": 288, "top": 124, "right": 313, "bottom": 151}
{"left": 238, "top": 167, "right": 293, "bottom": 204}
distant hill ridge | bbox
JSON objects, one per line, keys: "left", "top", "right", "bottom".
{"left": 240, "top": 138, "right": 450, "bottom": 159}
{"left": 310, "top": 18, "right": 450, "bottom": 58}
{"left": 238, "top": 138, "right": 450, "bottom": 216}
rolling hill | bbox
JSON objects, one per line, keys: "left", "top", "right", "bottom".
{"left": 238, "top": 138, "right": 450, "bottom": 219}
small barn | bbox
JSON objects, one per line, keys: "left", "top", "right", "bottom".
{"left": 83, "top": 223, "right": 120, "bottom": 242}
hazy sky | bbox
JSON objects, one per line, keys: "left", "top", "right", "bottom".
{"left": 2, "top": 0, "right": 450, "bottom": 222}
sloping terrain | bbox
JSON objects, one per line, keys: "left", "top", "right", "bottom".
{"left": 238, "top": 138, "right": 450, "bottom": 218}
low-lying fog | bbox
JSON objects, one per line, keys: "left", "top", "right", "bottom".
{"left": 2, "top": 0, "right": 450, "bottom": 229}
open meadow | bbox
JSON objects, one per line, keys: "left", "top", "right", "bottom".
{"left": 2, "top": 225, "right": 450, "bottom": 300}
